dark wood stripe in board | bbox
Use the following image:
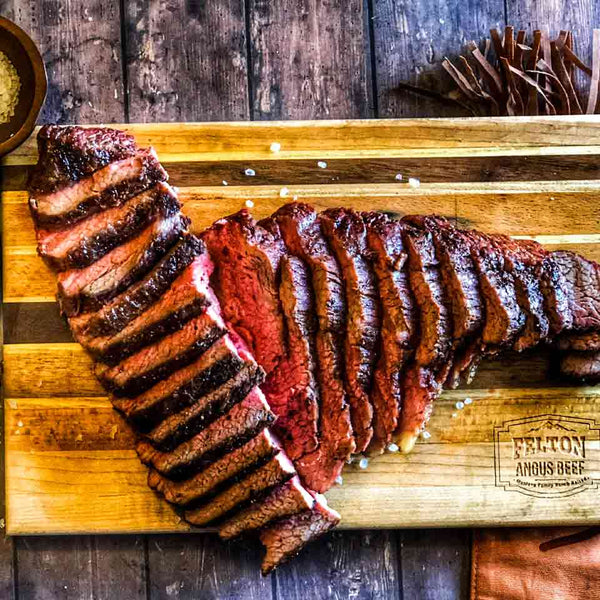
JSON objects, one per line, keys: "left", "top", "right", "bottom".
{"left": 5, "top": 154, "right": 600, "bottom": 191}
{"left": 3, "top": 303, "right": 72, "bottom": 345}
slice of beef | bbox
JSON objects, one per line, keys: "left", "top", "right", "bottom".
{"left": 259, "top": 495, "right": 340, "bottom": 575}
{"left": 403, "top": 215, "right": 483, "bottom": 390}
{"left": 363, "top": 213, "right": 417, "bottom": 453}
{"left": 136, "top": 388, "right": 275, "bottom": 479}
{"left": 96, "top": 307, "right": 227, "bottom": 397}
{"left": 69, "top": 234, "right": 204, "bottom": 338}
{"left": 552, "top": 251, "right": 600, "bottom": 332}
{"left": 29, "top": 148, "right": 168, "bottom": 229}
{"left": 73, "top": 257, "right": 212, "bottom": 365}
{"left": 219, "top": 476, "right": 314, "bottom": 540}
{"left": 263, "top": 249, "right": 319, "bottom": 461}
{"left": 28, "top": 125, "right": 137, "bottom": 195}
{"left": 397, "top": 365, "right": 441, "bottom": 452}
{"left": 556, "top": 331, "right": 600, "bottom": 351}
{"left": 184, "top": 452, "right": 296, "bottom": 526}
{"left": 273, "top": 202, "right": 354, "bottom": 487}
{"left": 37, "top": 182, "right": 180, "bottom": 271}
{"left": 320, "top": 207, "right": 381, "bottom": 452}
{"left": 58, "top": 213, "right": 189, "bottom": 316}
{"left": 145, "top": 362, "right": 265, "bottom": 451}
{"left": 112, "top": 335, "right": 246, "bottom": 430}
{"left": 560, "top": 351, "right": 600, "bottom": 382}
{"left": 203, "top": 209, "right": 286, "bottom": 376}
{"left": 147, "top": 429, "right": 280, "bottom": 506}
{"left": 538, "top": 252, "right": 574, "bottom": 335}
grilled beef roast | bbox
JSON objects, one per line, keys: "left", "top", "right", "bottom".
{"left": 28, "top": 125, "right": 600, "bottom": 576}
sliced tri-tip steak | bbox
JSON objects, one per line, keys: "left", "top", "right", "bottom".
{"left": 363, "top": 212, "right": 417, "bottom": 454}
{"left": 219, "top": 476, "right": 314, "bottom": 540}
{"left": 96, "top": 306, "right": 227, "bottom": 397}
{"left": 148, "top": 429, "right": 281, "bottom": 507}
{"left": 37, "top": 182, "right": 181, "bottom": 271}
{"left": 556, "top": 331, "right": 600, "bottom": 351}
{"left": 320, "top": 207, "right": 381, "bottom": 452}
{"left": 552, "top": 251, "right": 600, "bottom": 332}
{"left": 402, "top": 215, "right": 483, "bottom": 390}
{"left": 28, "top": 125, "right": 138, "bottom": 196}
{"left": 73, "top": 256, "right": 212, "bottom": 366}
{"left": 112, "top": 335, "right": 247, "bottom": 430}
{"left": 58, "top": 213, "right": 189, "bottom": 316}
{"left": 29, "top": 147, "right": 168, "bottom": 229}
{"left": 395, "top": 221, "right": 453, "bottom": 451}
{"left": 205, "top": 212, "right": 319, "bottom": 462}
{"left": 136, "top": 388, "right": 275, "bottom": 479}
{"left": 145, "top": 362, "right": 265, "bottom": 451}
{"left": 273, "top": 202, "right": 354, "bottom": 490}
{"left": 184, "top": 451, "right": 296, "bottom": 526}
{"left": 259, "top": 494, "right": 340, "bottom": 575}
{"left": 560, "top": 351, "right": 600, "bottom": 382}
{"left": 203, "top": 209, "right": 287, "bottom": 376}
{"left": 69, "top": 234, "right": 204, "bottom": 339}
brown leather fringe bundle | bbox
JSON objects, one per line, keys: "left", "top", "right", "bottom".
{"left": 442, "top": 27, "right": 600, "bottom": 116}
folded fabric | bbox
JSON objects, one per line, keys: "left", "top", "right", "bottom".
{"left": 471, "top": 527, "right": 600, "bottom": 600}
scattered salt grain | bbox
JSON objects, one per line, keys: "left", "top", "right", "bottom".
{"left": 293, "top": 195, "right": 298, "bottom": 201}
{"left": 245, "top": 199, "right": 255, "bottom": 209}
{"left": 395, "top": 173, "right": 403, "bottom": 181}
{"left": 346, "top": 456, "right": 354, "bottom": 464}
{"left": 387, "top": 442, "right": 399, "bottom": 453}
{"left": 279, "top": 187, "right": 290, "bottom": 198}
{"left": 17, "top": 420, "right": 23, "bottom": 428}
{"left": 270, "top": 142, "right": 281, "bottom": 153}
{"left": 358, "top": 457, "right": 369, "bottom": 470}
{"left": 335, "top": 475, "right": 343, "bottom": 486}
{"left": 452, "top": 412, "right": 458, "bottom": 418}
{"left": 0, "top": 518, "right": 5, "bottom": 529}
{"left": 317, "top": 161, "right": 328, "bottom": 169}
{"left": 222, "top": 180, "right": 228, "bottom": 186}
{"left": 244, "top": 168, "right": 256, "bottom": 177}
{"left": 455, "top": 401, "right": 465, "bottom": 410}
{"left": 464, "top": 397, "right": 473, "bottom": 405}
{"left": 421, "top": 431, "right": 431, "bottom": 440}
{"left": 439, "top": 18, "right": 445, "bottom": 24}
{"left": 408, "top": 177, "right": 421, "bottom": 188}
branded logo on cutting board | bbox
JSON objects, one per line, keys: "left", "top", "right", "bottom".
{"left": 494, "top": 414, "right": 600, "bottom": 498}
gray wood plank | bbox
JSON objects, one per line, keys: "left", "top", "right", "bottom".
{"left": 123, "top": 0, "right": 249, "bottom": 122}
{"left": 15, "top": 536, "right": 94, "bottom": 600}
{"left": 274, "top": 530, "right": 400, "bottom": 600}
{"left": 372, "top": 0, "right": 505, "bottom": 118}
{"left": 146, "top": 533, "right": 272, "bottom": 600}
{"left": 400, "top": 529, "right": 471, "bottom": 600}
{"left": 2, "top": 0, "right": 125, "bottom": 123}
{"left": 506, "top": 0, "right": 600, "bottom": 96}
{"left": 248, "top": 0, "right": 373, "bottom": 120}
{"left": 0, "top": 536, "right": 15, "bottom": 600}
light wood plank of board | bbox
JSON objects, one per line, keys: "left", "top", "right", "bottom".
{"left": 6, "top": 388, "right": 600, "bottom": 534}
{"left": 5, "top": 117, "right": 600, "bottom": 166}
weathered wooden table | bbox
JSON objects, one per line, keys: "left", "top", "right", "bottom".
{"left": 0, "top": 1, "right": 598, "bottom": 598}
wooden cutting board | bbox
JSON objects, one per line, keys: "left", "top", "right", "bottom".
{"left": 4, "top": 117, "right": 600, "bottom": 535}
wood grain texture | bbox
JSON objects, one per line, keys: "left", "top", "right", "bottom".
{"left": 248, "top": 0, "right": 372, "bottom": 120}
{"left": 2, "top": 0, "right": 125, "bottom": 123}
{"left": 124, "top": 0, "right": 249, "bottom": 123}
{"left": 146, "top": 533, "right": 272, "bottom": 600}
{"left": 401, "top": 529, "right": 471, "bottom": 600}
{"left": 0, "top": 536, "right": 14, "bottom": 600}
{"left": 372, "top": 0, "right": 504, "bottom": 117}
{"left": 274, "top": 530, "right": 400, "bottom": 600}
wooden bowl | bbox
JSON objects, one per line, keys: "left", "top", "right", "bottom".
{"left": 0, "top": 17, "right": 47, "bottom": 158}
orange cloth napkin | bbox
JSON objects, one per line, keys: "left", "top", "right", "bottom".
{"left": 471, "top": 527, "right": 600, "bottom": 600}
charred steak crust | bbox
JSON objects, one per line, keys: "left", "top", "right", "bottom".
{"left": 556, "top": 330, "right": 600, "bottom": 352}
{"left": 112, "top": 337, "right": 247, "bottom": 430}
{"left": 70, "top": 234, "right": 205, "bottom": 338}
{"left": 58, "top": 213, "right": 189, "bottom": 317}
{"left": 28, "top": 125, "right": 138, "bottom": 195}
{"left": 145, "top": 363, "right": 265, "bottom": 452}
{"left": 362, "top": 212, "right": 417, "bottom": 454}
{"left": 147, "top": 430, "right": 280, "bottom": 507}
{"left": 560, "top": 351, "right": 600, "bottom": 382}
{"left": 38, "top": 182, "right": 182, "bottom": 271}
{"left": 320, "top": 207, "right": 381, "bottom": 453}
{"left": 273, "top": 202, "right": 354, "bottom": 489}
